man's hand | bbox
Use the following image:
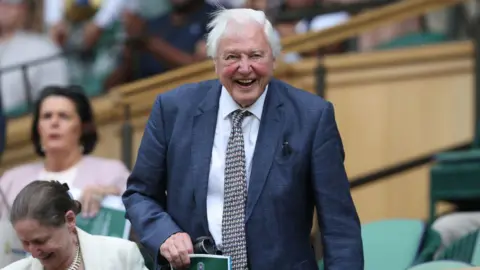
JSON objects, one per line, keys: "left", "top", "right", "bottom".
{"left": 122, "top": 11, "right": 148, "bottom": 50}
{"left": 83, "top": 22, "right": 103, "bottom": 50}
{"left": 49, "top": 22, "right": 69, "bottom": 47}
{"left": 123, "top": 11, "right": 146, "bottom": 39}
{"left": 160, "top": 232, "right": 193, "bottom": 269}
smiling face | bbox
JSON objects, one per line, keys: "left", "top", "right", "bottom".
{"left": 37, "top": 96, "right": 82, "bottom": 155}
{"left": 214, "top": 20, "right": 275, "bottom": 107}
{"left": 14, "top": 211, "right": 77, "bottom": 269}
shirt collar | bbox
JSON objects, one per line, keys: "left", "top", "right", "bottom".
{"left": 219, "top": 84, "right": 268, "bottom": 120}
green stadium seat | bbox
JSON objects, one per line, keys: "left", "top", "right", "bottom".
{"left": 318, "top": 219, "right": 435, "bottom": 270}
{"left": 436, "top": 230, "right": 480, "bottom": 266}
{"left": 429, "top": 149, "right": 480, "bottom": 221}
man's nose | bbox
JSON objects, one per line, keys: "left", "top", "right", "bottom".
{"left": 237, "top": 58, "right": 251, "bottom": 74}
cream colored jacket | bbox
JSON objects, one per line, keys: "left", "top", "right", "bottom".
{"left": 2, "top": 228, "right": 148, "bottom": 270}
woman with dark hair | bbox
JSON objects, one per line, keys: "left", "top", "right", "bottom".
{"left": 3, "top": 180, "right": 147, "bottom": 270}
{"left": 0, "top": 85, "right": 130, "bottom": 218}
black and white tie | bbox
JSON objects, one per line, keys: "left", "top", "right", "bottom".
{"left": 222, "top": 109, "right": 250, "bottom": 270}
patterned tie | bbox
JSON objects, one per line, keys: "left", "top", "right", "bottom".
{"left": 222, "top": 109, "right": 250, "bottom": 270}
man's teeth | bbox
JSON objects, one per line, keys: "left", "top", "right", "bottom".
{"left": 238, "top": 80, "right": 253, "bottom": 83}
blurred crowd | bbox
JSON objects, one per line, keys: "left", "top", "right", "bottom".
{"left": 0, "top": 0, "right": 444, "bottom": 119}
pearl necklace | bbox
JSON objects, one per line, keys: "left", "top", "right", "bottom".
{"left": 41, "top": 242, "right": 82, "bottom": 270}
{"left": 66, "top": 245, "right": 82, "bottom": 270}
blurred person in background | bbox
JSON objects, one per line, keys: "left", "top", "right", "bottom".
{"left": 45, "top": 0, "right": 126, "bottom": 49}
{"left": 3, "top": 180, "right": 147, "bottom": 270}
{"left": 274, "top": 0, "right": 349, "bottom": 61}
{"left": 206, "top": 0, "right": 245, "bottom": 8}
{"left": 0, "top": 86, "right": 130, "bottom": 219}
{"left": 105, "top": 0, "right": 215, "bottom": 88}
{"left": 0, "top": 93, "right": 7, "bottom": 156}
{"left": 124, "top": 0, "right": 172, "bottom": 20}
{"left": 328, "top": 0, "right": 421, "bottom": 51}
{"left": 245, "top": 0, "right": 349, "bottom": 63}
{"left": 0, "top": 95, "right": 5, "bottom": 161}
{"left": 44, "top": 0, "right": 126, "bottom": 96}
{"left": 0, "top": 0, "right": 68, "bottom": 117}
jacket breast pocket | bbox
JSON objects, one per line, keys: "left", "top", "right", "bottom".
{"left": 274, "top": 141, "right": 297, "bottom": 165}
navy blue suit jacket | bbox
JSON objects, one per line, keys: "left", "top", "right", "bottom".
{"left": 122, "top": 79, "right": 363, "bottom": 270}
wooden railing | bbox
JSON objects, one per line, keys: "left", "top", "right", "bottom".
{"left": 112, "top": 0, "right": 468, "bottom": 107}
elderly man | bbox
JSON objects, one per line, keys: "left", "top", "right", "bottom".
{"left": 122, "top": 8, "right": 363, "bottom": 270}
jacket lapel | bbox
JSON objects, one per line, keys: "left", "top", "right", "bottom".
{"left": 77, "top": 228, "right": 101, "bottom": 269}
{"left": 30, "top": 257, "right": 42, "bottom": 270}
{"left": 191, "top": 81, "right": 221, "bottom": 235}
{"left": 246, "top": 80, "right": 284, "bottom": 222}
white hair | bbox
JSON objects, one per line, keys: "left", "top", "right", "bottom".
{"left": 206, "top": 8, "right": 282, "bottom": 59}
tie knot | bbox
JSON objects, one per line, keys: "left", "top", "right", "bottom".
{"left": 231, "top": 109, "right": 250, "bottom": 127}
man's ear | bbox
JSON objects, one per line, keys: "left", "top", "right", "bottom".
{"left": 214, "top": 59, "right": 218, "bottom": 73}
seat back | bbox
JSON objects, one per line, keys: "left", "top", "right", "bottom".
{"left": 362, "top": 219, "right": 426, "bottom": 270}
{"left": 468, "top": 231, "right": 480, "bottom": 265}
{"left": 437, "top": 230, "right": 479, "bottom": 264}
{"left": 318, "top": 219, "right": 427, "bottom": 270}
{"left": 414, "top": 226, "right": 443, "bottom": 265}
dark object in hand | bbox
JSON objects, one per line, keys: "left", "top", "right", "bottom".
{"left": 193, "top": 236, "right": 221, "bottom": 255}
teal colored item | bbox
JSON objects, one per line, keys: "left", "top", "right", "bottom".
{"left": 471, "top": 230, "right": 480, "bottom": 265}
{"left": 75, "top": 206, "right": 130, "bottom": 239}
{"left": 172, "top": 255, "right": 231, "bottom": 270}
{"left": 413, "top": 227, "right": 443, "bottom": 265}
{"left": 5, "top": 103, "right": 29, "bottom": 118}
{"left": 429, "top": 150, "right": 480, "bottom": 221}
{"left": 408, "top": 260, "right": 474, "bottom": 270}
{"left": 318, "top": 219, "right": 427, "bottom": 270}
{"left": 376, "top": 32, "right": 448, "bottom": 50}
{"left": 436, "top": 230, "right": 480, "bottom": 265}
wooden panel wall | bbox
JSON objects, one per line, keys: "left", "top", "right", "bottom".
{"left": 324, "top": 41, "right": 474, "bottom": 223}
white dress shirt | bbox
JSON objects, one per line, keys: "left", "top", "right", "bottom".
{"left": 207, "top": 85, "right": 268, "bottom": 249}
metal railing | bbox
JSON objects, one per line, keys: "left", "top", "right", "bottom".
{"left": 0, "top": 37, "right": 124, "bottom": 119}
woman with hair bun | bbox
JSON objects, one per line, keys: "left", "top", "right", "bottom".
{"left": 2, "top": 180, "right": 148, "bottom": 270}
